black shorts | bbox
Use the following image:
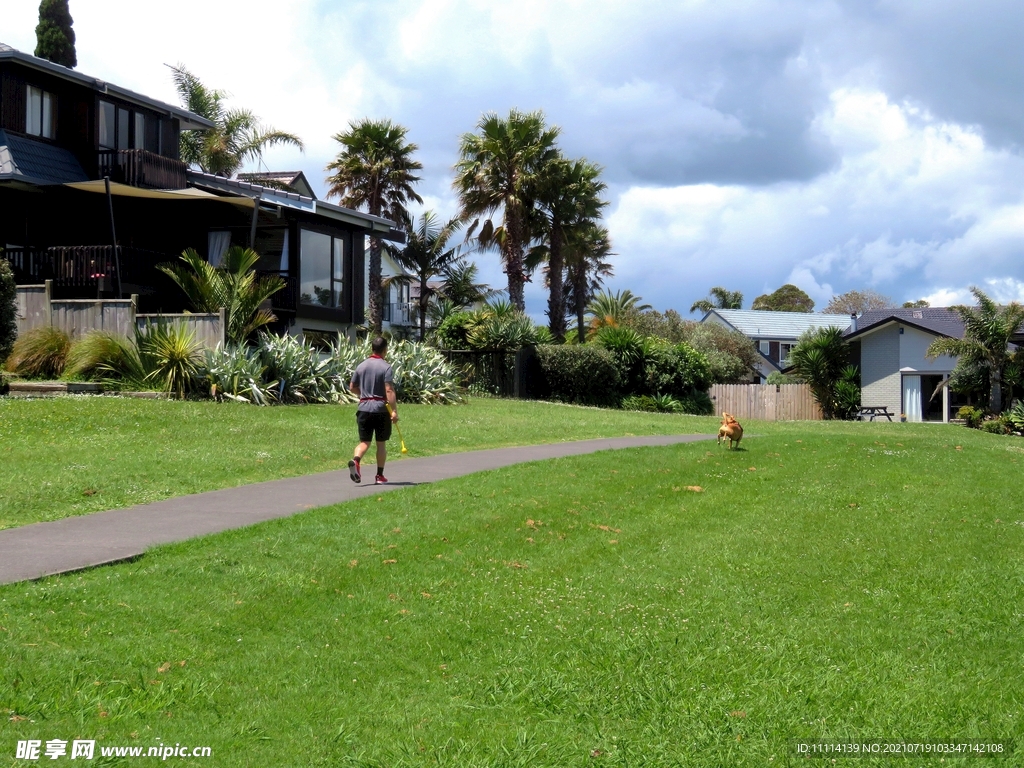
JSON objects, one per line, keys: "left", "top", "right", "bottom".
{"left": 356, "top": 410, "right": 392, "bottom": 443}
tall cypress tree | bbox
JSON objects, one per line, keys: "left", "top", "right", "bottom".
{"left": 35, "top": 0, "right": 77, "bottom": 68}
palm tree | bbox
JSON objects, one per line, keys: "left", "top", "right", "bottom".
{"left": 788, "top": 326, "right": 860, "bottom": 420}
{"left": 531, "top": 158, "right": 608, "bottom": 341}
{"left": 926, "top": 287, "right": 1024, "bottom": 413}
{"left": 586, "top": 289, "right": 652, "bottom": 336}
{"left": 325, "top": 119, "right": 423, "bottom": 335}
{"left": 169, "top": 65, "right": 304, "bottom": 177}
{"left": 387, "top": 212, "right": 463, "bottom": 341}
{"left": 157, "top": 247, "right": 285, "bottom": 345}
{"left": 690, "top": 287, "right": 743, "bottom": 314}
{"left": 453, "top": 109, "right": 560, "bottom": 312}
{"left": 565, "top": 224, "right": 615, "bottom": 343}
{"left": 437, "top": 260, "right": 500, "bottom": 308}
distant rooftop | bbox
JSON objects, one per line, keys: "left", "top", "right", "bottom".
{"left": 237, "top": 170, "right": 317, "bottom": 199}
{"left": 846, "top": 307, "right": 965, "bottom": 340}
{"left": 705, "top": 309, "right": 851, "bottom": 338}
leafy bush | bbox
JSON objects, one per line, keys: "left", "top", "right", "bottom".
{"left": 1005, "top": 401, "right": 1024, "bottom": 432}
{"left": 535, "top": 345, "right": 621, "bottom": 406}
{"left": 621, "top": 394, "right": 683, "bottom": 413}
{"left": 385, "top": 340, "right": 464, "bottom": 404}
{"left": 0, "top": 259, "right": 16, "bottom": 365}
{"left": 766, "top": 371, "right": 803, "bottom": 385}
{"left": 641, "top": 340, "right": 712, "bottom": 397}
{"left": 468, "top": 312, "right": 539, "bottom": 351}
{"left": 980, "top": 417, "right": 1010, "bottom": 435}
{"left": 258, "top": 332, "right": 348, "bottom": 403}
{"left": 433, "top": 311, "right": 479, "bottom": 350}
{"left": 65, "top": 331, "right": 146, "bottom": 385}
{"left": 787, "top": 327, "right": 860, "bottom": 419}
{"left": 957, "top": 405, "right": 984, "bottom": 429}
{"left": 136, "top": 321, "right": 202, "bottom": 399}
{"left": 595, "top": 326, "right": 645, "bottom": 391}
{"left": 202, "top": 344, "right": 275, "bottom": 405}
{"left": 4, "top": 325, "right": 71, "bottom": 379}
{"left": 677, "top": 390, "right": 714, "bottom": 415}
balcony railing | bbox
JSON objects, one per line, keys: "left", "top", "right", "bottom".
{"left": 258, "top": 272, "right": 298, "bottom": 313}
{"left": 97, "top": 149, "right": 188, "bottom": 189}
{"left": 2, "top": 246, "right": 168, "bottom": 291}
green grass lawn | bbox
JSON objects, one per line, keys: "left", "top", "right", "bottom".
{"left": 0, "top": 396, "right": 711, "bottom": 530}
{"left": 2, "top": 414, "right": 1022, "bottom": 766}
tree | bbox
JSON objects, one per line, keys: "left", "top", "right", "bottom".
{"left": 690, "top": 287, "right": 743, "bottom": 314}
{"left": 157, "top": 247, "right": 285, "bottom": 345}
{"left": 438, "top": 260, "right": 498, "bottom": 309}
{"left": 903, "top": 299, "right": 930, "bottom": 308}
{"left": 453, "top": 109, "right": 561, "bottom": 312}
{"left": 566, "top": 224, "right": 614, "bottom": 343}
{"left": 169, "top": 65, "right": 304, "bottom": 178}
{"left": 35, "top": 0, "right": 76, "bottom": 68}
{"left": 325, "top": 119, "right": 422, "bottom": 335}
{"left": 0, "top": 258, "right": 17, "bottom": 365}
{"left": 531, "top": 158, "right": 608, "bottom": 341}
{"left": 788, "top": 326, "right": 860, "bottom": 419}
{"left": 387, "top": 212, "right": 463, "bottom": 341}
{"left": 926, "top": 286, "right": 1024, "bottom": 414}
{"left": 752, "top": 284, "right": 815, "bottom": 312}
{"left": 825, "top": 289, "right": 894, "bottom": 315}
{"left": 586, "top": 289, "right": 651, "bottom": 336}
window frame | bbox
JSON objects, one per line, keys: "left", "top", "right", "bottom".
{"left": 299, "top": 227, "right": 348, "bottom": 311}
{"left": 26, "top": 85, "right": 57, "bottom": 139}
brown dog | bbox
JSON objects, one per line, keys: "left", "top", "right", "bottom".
{"left": 717, "top": 412, "right": 743, "bottom": 449}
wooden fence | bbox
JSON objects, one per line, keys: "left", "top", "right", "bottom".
{"left": 709, "top": 383, "right": 822, "bottom": 421}
{"left": 14, "top": 282, "right": 225, "bottom": 349}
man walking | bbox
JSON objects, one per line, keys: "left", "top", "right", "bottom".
{"left": 348, "top": 337, "right": 399, "bottom": 485}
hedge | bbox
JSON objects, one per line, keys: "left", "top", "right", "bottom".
{"left": 534, "top": 345, "right": 621, "bottom": 406}
{"left": 0, "top": 260, "right": 17, "bottom": 365}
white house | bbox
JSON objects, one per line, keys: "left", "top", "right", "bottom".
{"left": 843, "top": 308, "right": 964, "bottom": 422}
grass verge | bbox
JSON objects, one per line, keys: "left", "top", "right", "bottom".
{"left": 0, "top": 396, "right": 710, "bottom": 530}
{"left": 2, "top": 419, "right": 1022, "bottom": 765}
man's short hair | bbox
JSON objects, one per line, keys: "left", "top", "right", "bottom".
{"left": 371, "top": 336, "right": 388, "bottom": 355}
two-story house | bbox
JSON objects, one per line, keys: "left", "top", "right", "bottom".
{"left": 1, "top": 42, "right": 401, "bottom": 339}
{"left": 701, "top": 308, "right": 852, "bottom": 382}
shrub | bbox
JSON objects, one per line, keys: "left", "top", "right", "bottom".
{"left": 433, "top": 311, "right": 479, "bottom": 349}
{"left": 258, "top": 332, "right": 347, "bottom": 403}
{"left": 787, "top": 327, "right": 860, "bottom": 419}
{"left": 957, "top": 405, "right": 984, "bottom": 429}
{"left": 0, "top": 259, "right": 16, "bottom": 365}
{"left": 468, "top": 312, "right": 539, "bottom": 351}
{"left": 595, "top": 326, "right": 645, "bottom": 391}
{"left": 677, "top": 390, "right": 714, "bottom": 415}
{"left": 1006, "top": 401, "right": 1024, "bottom": 432}
{"left": 136, "top": 321, "right": 202, "bottom": 399}
{"left": 766, "top": 371, "right": 803, "bottom": 385}
{"left": 641, "top": 340, "right": 712, "bottom": 397}
{"left": 201, "top": 344, "right": 275, "bottom": 405}
{"left": 622, "top": 394, "right": 683, "bottom": 413}
{"left": 65, "top": 331, "right": 146, "bottom": 384}
{"left": 535, "top": 345, "right": 621, "bottom": 406}
{"left": 384, "top": 340, "right": 464, "bottom": 404}
{"left": 4, "top": 325, "right": 71, "bottom": 379}
{"left": 981, "top": 417, "right": 1010, "bottom": 435}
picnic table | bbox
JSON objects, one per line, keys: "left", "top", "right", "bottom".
{"left": 858, "top": 406, "right": 894, "bottom": 422}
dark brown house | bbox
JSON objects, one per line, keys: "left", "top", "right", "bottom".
{"left": 1, "top": 42, "right": 399, "bottom": 336}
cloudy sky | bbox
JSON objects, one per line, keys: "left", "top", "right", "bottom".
{"left": 7, "top": 0, "right": 1024, "bottom": 318}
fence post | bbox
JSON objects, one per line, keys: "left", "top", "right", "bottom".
{"left": 44, "top": 280, "right": 53, "bottom": 326}
{"left": 218, "top": 307, "right": 227, "bottom": 347}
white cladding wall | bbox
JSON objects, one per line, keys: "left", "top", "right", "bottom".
{"left": 899, "top": 326, "right": 956, "bottom": 372}
{"left": 861, "top": 324, "right": 901, "bottom": 414}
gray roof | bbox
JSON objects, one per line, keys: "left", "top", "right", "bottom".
{"left": 846, "top": 307, "right": 965, "bottom": 340}
{"left": 0, "top": 43, "right": 213, "bottom": 131}
{"left": 0, "top": 129, "right": 88, "bottom": 185}
{"left": 705, "top": 309, "right": 851, "bottom": 339}
{"left": 237, "top": 170, "right": 317, "bottom": 199}
{"left": 186, "top": 170, "right": 404, "bottom": 240}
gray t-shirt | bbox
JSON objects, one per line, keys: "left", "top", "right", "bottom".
{"left": 351, "top": 355, "right": 394, "bottom": 413}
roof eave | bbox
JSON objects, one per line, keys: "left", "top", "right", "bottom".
{"left": 0, "top": 48, "right": 213, "bottom": 130}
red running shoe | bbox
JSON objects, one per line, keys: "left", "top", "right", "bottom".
{"left": 375, "top": 473, "right": 388, "bottom": 485}
{"left": 348, "top": 459, "right": 361, "bottom": 483}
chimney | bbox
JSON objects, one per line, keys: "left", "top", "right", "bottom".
{"left": 850, "top": 313, "right": 858, "bottom": 332}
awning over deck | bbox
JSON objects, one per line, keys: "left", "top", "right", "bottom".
{"left": 64, "top": 180, "right": 255, "bottom": 208}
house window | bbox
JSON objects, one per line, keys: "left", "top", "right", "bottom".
{"left": 134, "top": 113, "right": 146, "bottom": 150}
{"left": 780, "top": 342, "right": 796, "bottom": 365}
{"left": 300, "top": 229, "right": 345, "bottom": 308}
{"left": 98, "top": 100, "right": 133, "bottom": 150}
{"left": 759, "top": 340, "right": 770, "bottom": 355}
{"left": 26, "top": 86, "right": 56, "bottom": 139}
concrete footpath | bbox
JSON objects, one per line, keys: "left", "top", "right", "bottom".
{"left": 0, "top": 434, "right": 711, "bottom": 585}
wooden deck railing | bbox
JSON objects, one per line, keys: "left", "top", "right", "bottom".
{"left": 97, "top": 149, "right": 188, "bottom": 189}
